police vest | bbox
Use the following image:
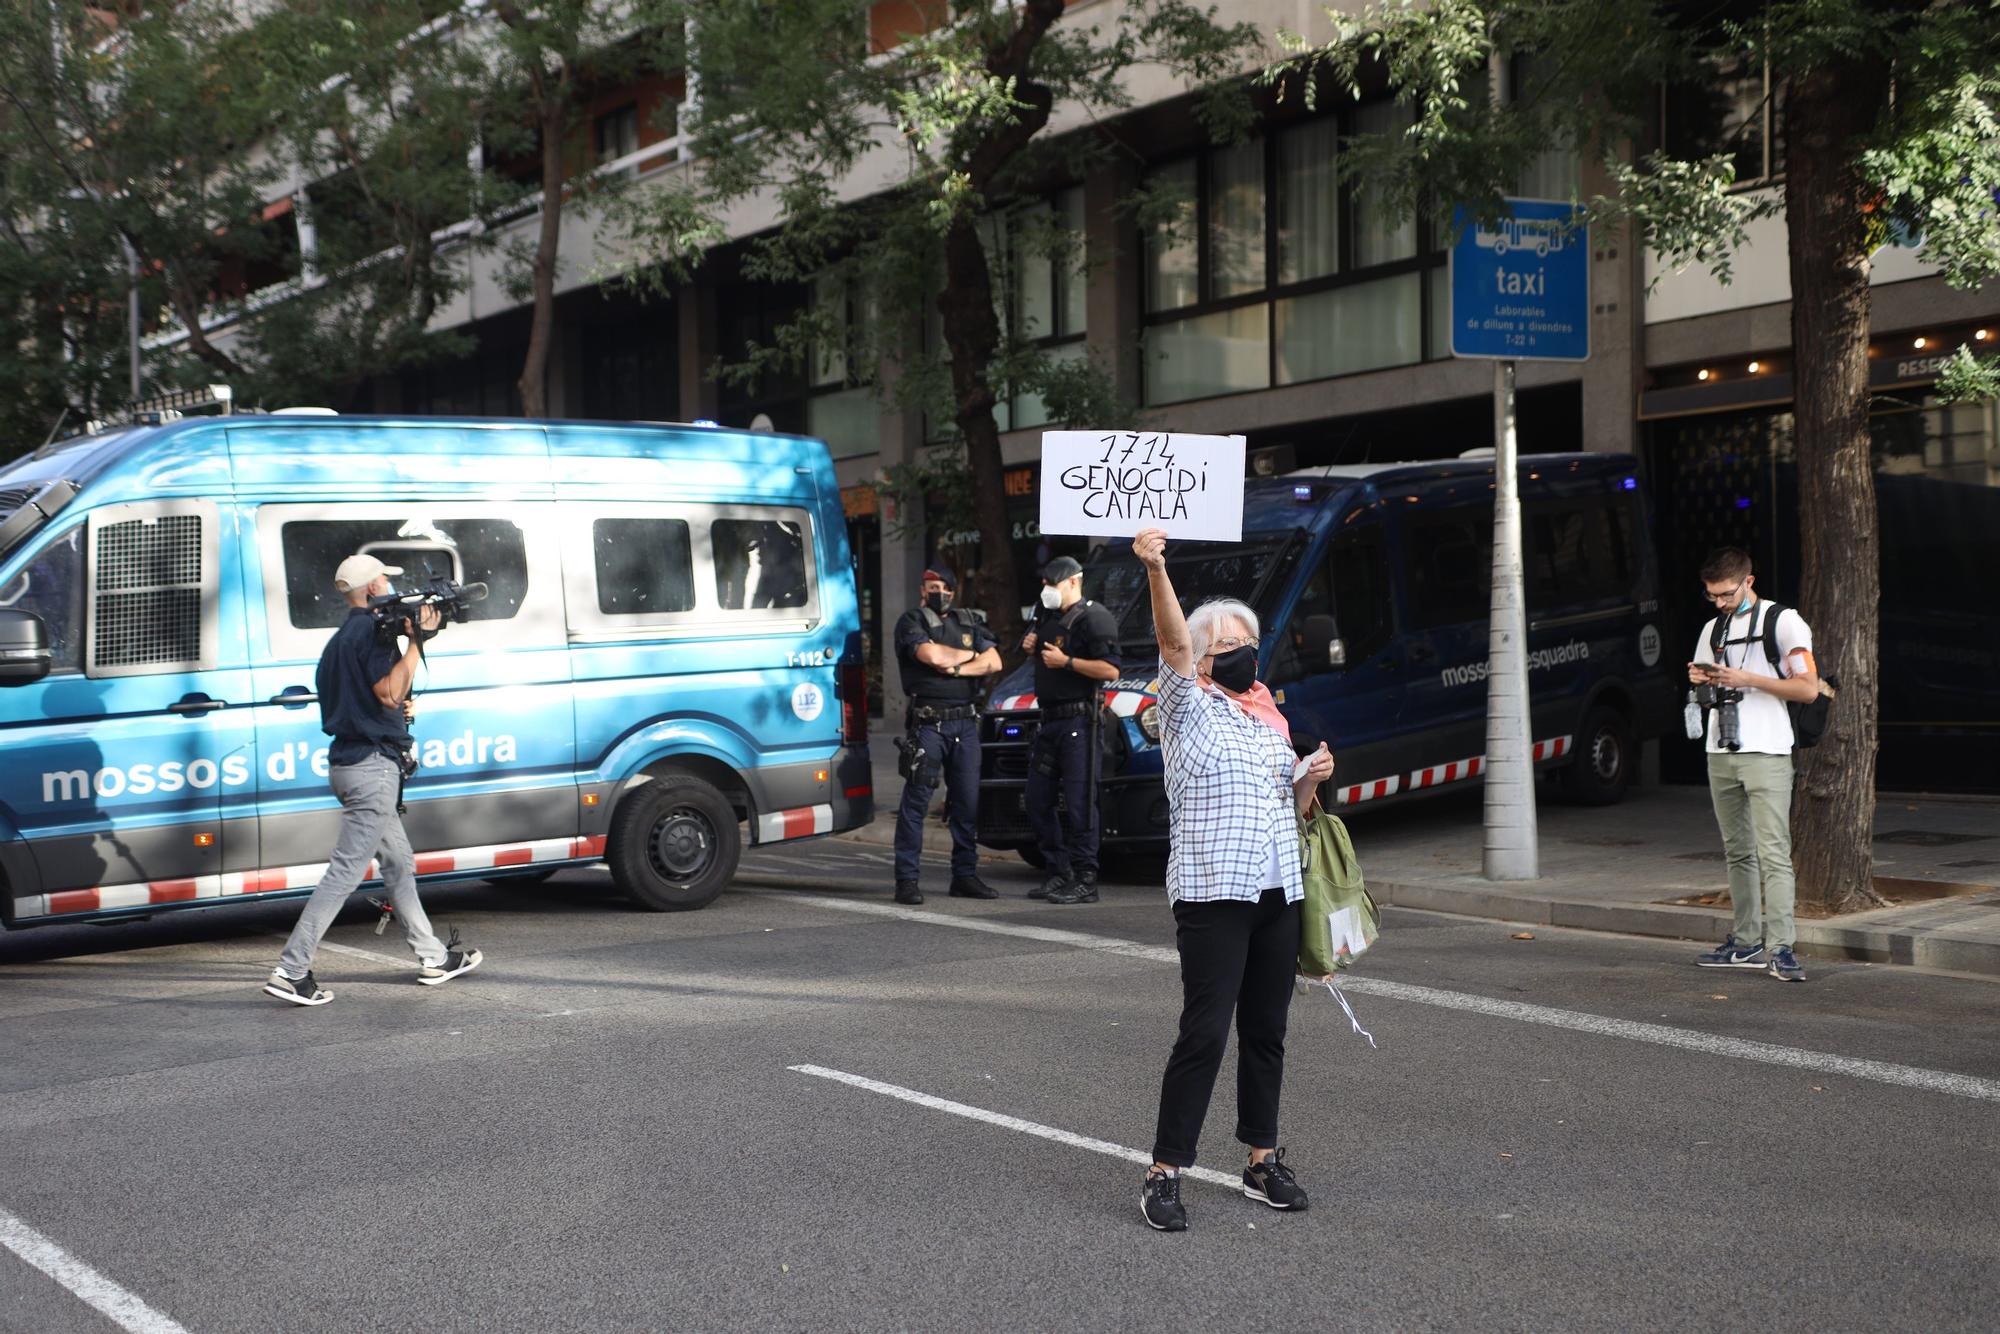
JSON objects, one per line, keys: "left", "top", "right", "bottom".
{"left": 903, "top": 606, "right": 985, "bottom": 702}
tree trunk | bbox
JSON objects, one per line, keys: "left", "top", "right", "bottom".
{"left": 937, "top": 212, "right": 1021, "bottom": 644}
{"left": 1782, "top": 62, "right": 1887, "bottom": 915}
{"left": 517, "top": 92, "right": 565, "bottom": 418}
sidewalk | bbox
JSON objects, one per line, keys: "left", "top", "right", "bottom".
{"left": 843, "top": 745, "right": 2000, "bottom": 980}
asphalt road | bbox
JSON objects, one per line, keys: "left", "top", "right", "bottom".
{"left": 2, "top": 839, "right": 1997, "bottom": 1333}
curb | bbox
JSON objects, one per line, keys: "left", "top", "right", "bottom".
{"left": 751, "top": 861, "right": 2000, "bottom": 982}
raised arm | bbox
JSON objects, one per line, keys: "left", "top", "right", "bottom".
{"left": 1134, "top": 527, "right": 1191, "bottom": 679}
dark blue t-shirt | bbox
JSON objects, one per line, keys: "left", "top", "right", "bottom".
{"left": 317, "top": 607, "right": 412, "bottom": 766}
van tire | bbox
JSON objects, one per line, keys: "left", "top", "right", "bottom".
{"left": 1561, "top": 705, "right": 1635, "bottom": 806}
{"left": 608, "top": 775, "right": 740, "bottom": 912}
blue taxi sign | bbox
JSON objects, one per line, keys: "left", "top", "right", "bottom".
{"left": 1448, "top": 199, "right": 1590, "bottom": 361}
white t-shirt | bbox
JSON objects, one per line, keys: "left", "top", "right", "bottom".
{"left": 1691, "top": 599, "right": 1814, "bottom": 755}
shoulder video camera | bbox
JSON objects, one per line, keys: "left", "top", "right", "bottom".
{"left": 368, "top": 577, "right": 487, "bottom": 643}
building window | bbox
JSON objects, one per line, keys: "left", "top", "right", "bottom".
{"left": 1661, "top": 54, "right": 1782, "bottom": 188}
{"left": 1141, "top": 106, "right": 1446, "bottom": 407}
{"left": 596, "top": 104, "right": 639, "bottom": 166}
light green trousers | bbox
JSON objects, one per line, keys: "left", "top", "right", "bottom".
{"left": 1706, "top": 751, "right": 1798, "bottom": 951}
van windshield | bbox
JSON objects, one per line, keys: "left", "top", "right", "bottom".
{"left": 1082, "top": 535, "right": 1297, "bottom": 651}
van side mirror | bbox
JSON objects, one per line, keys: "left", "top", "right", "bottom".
{"left": 1298, "top": 613, "right": 1346, "bottom": 670}
{"left": 0, "top": 608, "right": 52, "bottom": 686}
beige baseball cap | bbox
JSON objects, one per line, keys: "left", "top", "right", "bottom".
{"left": 333, "top": 553, "right": 403, "bottom": 593}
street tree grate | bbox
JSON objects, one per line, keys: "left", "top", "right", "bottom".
{"left": 1873, "top": 830, "right": 1994, "bottom": 847}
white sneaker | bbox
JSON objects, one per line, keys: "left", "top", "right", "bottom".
{"left": 264, "top": 969, "right": 333, "bottom": 1006}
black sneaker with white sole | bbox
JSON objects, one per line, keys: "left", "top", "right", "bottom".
{"left": 264, "top": 969, "right": 332, "bottom": 1006}
{"left": 1243, "top": 1147, "right": 1308, "bottom": 1210}
{"left": 1141, "top": 1169, "right": 1189, "bottom": 1231}
{"left": 419, "top": 931, "right": 483, "bottom": 987}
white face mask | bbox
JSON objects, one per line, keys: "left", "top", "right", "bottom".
{"left": 1039, "top": 585, "right": 1063, "bottom": 610}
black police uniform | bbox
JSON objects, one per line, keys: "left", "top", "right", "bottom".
{"left": 1026, "top": 597, "right": 1119, "bottom": 891}
{"left": 892, "top": 601, "right": 998, "bottom": 887}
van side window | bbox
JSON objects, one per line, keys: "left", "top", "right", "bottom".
{"left": 279, "top": 519, "right": 530, "bottom": 629}
{"left": 1407, "top": 511, "right": 1492, "bottom": 628}
{"left": 713, "top": 518, "right": 808, "bottom": 610}
{"left": 1329, "top": 527, "right": 1393, "bottom": 662}
{"left": 1526, "top": 501, "right": 1633, "bottom": 606}
{"left": 90, "top": 510, "right": 209, "bottom": 672}
{"left": 594, "top": 518, "right": 696, "bottom": 614}
{"left": 0, "top": 524, "right": 84, "bottom": 673}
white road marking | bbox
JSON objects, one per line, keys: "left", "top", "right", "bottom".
{"left": 766, "top": 893, "right": 2000, "bottom": 1105}
{"left": 791, "top": 1064, "right": 1238, "bottom": 1188}
{"left": 0, "top": 1204, "right": 191, "bottom": 1334}
{"left": 746, "top": 854, "right": 825, "bottom": 872}
{"left": 266, "top": 932, "right": 411, "bottom": 969}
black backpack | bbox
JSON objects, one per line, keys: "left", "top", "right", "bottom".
{"left": 1708, "top": 600, "right": 1837, "bottom": 748}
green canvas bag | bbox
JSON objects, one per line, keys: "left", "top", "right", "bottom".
{"left": 1296, "top": 802, "right": 1381, "bottom": 1046}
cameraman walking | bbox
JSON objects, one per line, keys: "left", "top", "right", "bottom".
{"left": 264, "top": 554, "right": 483, "bottom": 1006}
{"left": 1687, "top": 547, "right": 1819, "bottom": 983}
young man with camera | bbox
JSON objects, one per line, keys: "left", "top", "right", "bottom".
{"left": 264, "top": 554, "right": 483, "bottom": 1006}
{"left": 1687, "top": 547, "right": 1819, "bottom": 983}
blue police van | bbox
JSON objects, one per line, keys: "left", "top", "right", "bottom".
{"left": 980, "top": 452, "right": 1676, "bottom": 860}
{"left": 0, "top": 404, "right": 871, "bottom": 929}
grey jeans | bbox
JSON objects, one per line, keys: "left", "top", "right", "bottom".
{"left": 277, "top": 752, "right": 446, "bottom": 977}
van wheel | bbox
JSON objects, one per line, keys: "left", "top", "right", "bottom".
{"left": 1561, "top": 705, "right": 1635, "bottom": 806}
{"left": 608, "top": 775, "right": 740, "bottom": 911}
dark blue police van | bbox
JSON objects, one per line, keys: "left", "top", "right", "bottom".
{"left": 979, "top": 452, "right": 1677, "bottom": 861}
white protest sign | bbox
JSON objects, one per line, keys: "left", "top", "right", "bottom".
{"left": 1038, "top": 431, "right": 1247, "bottom": 543}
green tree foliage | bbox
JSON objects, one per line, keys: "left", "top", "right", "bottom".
{"left": 1271, "top": 0, "right": 2000, "bottom": 911}
{"left": 615, "top": 0, "right": 1261, "bottom": 634}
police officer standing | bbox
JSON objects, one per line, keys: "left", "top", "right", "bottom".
{"left": 1021, "top": 556, "right": 1121, "bottom": 904}
{"left": 892, "top": 565, "right": 1003, "bottom": 905}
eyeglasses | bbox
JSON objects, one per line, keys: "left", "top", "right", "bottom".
{"left": 1703, "top": 581, "right": 1747, "bottom": 606}
{"left": 1207, "top": 636, "right": 1259, "bottom": 653}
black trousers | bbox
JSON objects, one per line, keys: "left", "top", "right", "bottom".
{"left": 1151, "top": 888, "right": 1301, "bottom": 1168}
{"left": 1025, "top": 710, "right": 1099, "bottom": 876}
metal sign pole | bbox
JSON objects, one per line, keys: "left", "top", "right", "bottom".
{"left": 1482, "top": 359, "right": 1538, "bottom": 879}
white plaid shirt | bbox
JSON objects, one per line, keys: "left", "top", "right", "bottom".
{"left": 1156, "top": 657, "right": 1303, "bottom": 905}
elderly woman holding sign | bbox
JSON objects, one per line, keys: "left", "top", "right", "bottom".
{"left": 1132, "top": 525, "right": 1335, "bottom": 1233}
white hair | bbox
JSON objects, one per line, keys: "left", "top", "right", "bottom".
{"left": 1185, "top": 598, "right": 1259, "bottom": 663}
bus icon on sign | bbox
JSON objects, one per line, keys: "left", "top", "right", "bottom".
{"left": 1474, "top": 217, "right": 1568, "bottom": 258}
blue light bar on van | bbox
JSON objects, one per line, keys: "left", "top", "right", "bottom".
{"left": 1621, "top": 476, "right": 1638, "bottom": 490}
{"left": 1293, "top": 485, "right": 1313, "bottom": 501}
{"left": 691, "top": 418, "right": 719, "bottom": 428}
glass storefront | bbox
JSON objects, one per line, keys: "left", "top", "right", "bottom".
{"left": 1649, "top": 393, "right": 2000, "bottom": 793}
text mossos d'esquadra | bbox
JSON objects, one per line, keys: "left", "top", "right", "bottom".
{"left": 39, "top": 732, "right": 519, "bottom": 803}
{"left": 1439, "top": 640, "right": 1589, "bottom": 689}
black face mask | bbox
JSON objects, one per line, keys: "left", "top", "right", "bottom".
{"left": 1207, "top": 645, "right": 1257, "bottom": 694}
{"left": 925, "top": 590, "right": 951, "bottom": 615}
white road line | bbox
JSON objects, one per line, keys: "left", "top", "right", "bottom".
{"left": 266, "top": 932, "right": 411, "bottom": 969}
{"left": 791, "top": 1065, "right": 1239, "bottom": 1188}
{"left": 766, "top": 892, "right": 2000, "bottom": 1105}
{"left": 0, "top": 1205, "right": 191, "bottom": 1334}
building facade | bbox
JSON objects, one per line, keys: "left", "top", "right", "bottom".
{"left": 157, "top": 0, "right": 1999, "bottom": 794}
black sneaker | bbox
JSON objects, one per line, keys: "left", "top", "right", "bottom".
{"left": 948, "top": 874, "right": 998, "bottom": 899}
{"left": 418, "top": 931, "right": 483, "bottom": 987}
{"left": 264, "top": 968, "right": 332, "bottom": 1007}
{"left": 1141, "top": 1169, "right": 1188, "bottom": 1232}
{"left": 1047, "top": 875, "right": 1098, "bottom": 905}
{"left": 1030, "top": 872, "right": 1072, "bottom": 901}
{"left": 1243, "top": 1148, "right": 1308, "bottom": 1211}
{"left": 1694, "top": 935, "right": 1767, "bottom": 969}
{"left": 894, "top": 880, "right": 924, "bottom": 905}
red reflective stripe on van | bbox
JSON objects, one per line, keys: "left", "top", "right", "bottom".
{"left": 243, "top": 869, "right": 291, "bottom": 893}
{"left": 783, "top": 807, "right": 817, "bottom": 840}
{"left": 571, "top": 836, "right": 607, "bottom": 858}
{"left": 48, "top": 889, "right": 100, "bottom": 914}
{"left": 492, "top": 847, "right": 534, "bottom": 867}
{"left": 150, "top": 879, "right": 199, "bottom": 903}
{"left": 416, "top": 854, "right": 457, "bottom": 875}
